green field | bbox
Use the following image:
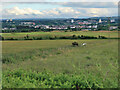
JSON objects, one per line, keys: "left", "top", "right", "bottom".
{"left": 2, "top": 38, "right": 118, "bottom": 88}
{"left": 1, "top": 31, "right": 118, "bottom": 40}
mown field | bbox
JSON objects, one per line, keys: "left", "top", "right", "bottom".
{"left": 2, "top": 39, "right": 118, "bottom": 88}
{"left": 0, "top": 31, "right": 118, "bottom": 40}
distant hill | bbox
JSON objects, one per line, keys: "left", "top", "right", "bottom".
{"left": 1, "top": 16, "right": 118, "bottom": 21}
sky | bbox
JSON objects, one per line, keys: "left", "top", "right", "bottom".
{"left": 1, "top": 1, "right": 119, "bottom": 19}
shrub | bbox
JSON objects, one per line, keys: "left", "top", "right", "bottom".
{"left": 3, "top": 69, "right": 105, "bottom": 88}
{"left": 98, "top": 35, "right": 107, "bottom": 39}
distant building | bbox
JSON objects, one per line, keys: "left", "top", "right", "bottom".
{"left": 33, "top": 23, "right": 35, "bottom": 25}
{"left": 70, "top": 26, "right": 75, "bottom": 28}
{"left": 6, "top": 20, "right": 9, "bottom": 22}
{"left": 21, "top": 22, "right": 35, "bottom": 25}
{"left": 10, "top": 19, "right": 12, "bottom": 22}
{"left": 99, "top": 19, "right": 102, "bottom": 23}
{"left": 10, "top": 28, "right": 16, "bottom": 30}
{"left": 34, "top": 25, "right": 40, "bottom": 28}
{"left": 87, "top": 26, "right": 92, "bottom": 28}
{"left": 81, "top": 29, "right": 91, "bottom": 31}
{"left": 110, "top": 19, "right": 115, "bottom": 23}
{"left": 71, "top": 19, "right": 74, "bottom": 23}
{"left": 92, "top": 25, "right": 98, "bottom": 28}
{"left": 78, "top": 22, "right": 84, "bottom": 24}
{"left": 45, "top": 26, "right": 49, "bottom": 29}
{"left": 109, "top": 26, "right": 117, "bottom": 30}
{"left": 2, "top": 27, "right": 8, "bottom": 30}
{"left": 83, "top": 21, "right": 91, "bottom": 24}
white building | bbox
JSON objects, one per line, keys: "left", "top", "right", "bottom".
{"left": 99, "top": 19, "right": 102, "bottom": 23}
{"left": 10, "top": 19, "right": 12, "bottom": 22}
{"left": 71, "top": 19, "right": 74, "bottom": 23}
{"left": 92, "top": 25, "right": 98, "bottom": 28}
{"left": 21, "top": 22, "right": 33, "bottom": 25}
{"left": 110, "top": 19, "right": 115, "bottom": 23}
{"left": 109, "top": 26, "right": 117, "bottom": 30}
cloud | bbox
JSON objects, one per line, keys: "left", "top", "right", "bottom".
{"left": 54, "top": 7, "right": 80, "bottom": 14}
{"left": 2, "top": 7, "right": 117, "bottom": 19}
{"left": 2, "top": 7, "right": 81, "bottom": 16}
{"left": 1, "top": 0, "right": 119, "bottom": 2}
{"left": 3, "top": 7, "right": 43, "bottom": 15}
{"left": 2, "top": 2, "right": 118, "bottom": 8}
{"left": 68, "top": 0, "right": 119, "bottom": 2}
{"left": 78, "top": 8, "right": 117, "bottom": 17}
{"left": 48, "top": 2, "right": 118, "bottom": 8}
{"left": 1, "top": 0, "right": 47, "bottom": 2}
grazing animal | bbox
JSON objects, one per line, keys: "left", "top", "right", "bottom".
{"left": 82, "top": 43, "right": 86, "bottom": 46}
{"left": 72, "top": 42, "right": 78, "bottom": 46}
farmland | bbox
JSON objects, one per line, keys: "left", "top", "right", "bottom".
{"left": 0, "top": 31, "right": 118, "bottom": 40}
{"left": 1, "top": 3, "right": 119, "bottom": 88}
{"left": 2, "top": 37, "right": 118, "bottom": 88}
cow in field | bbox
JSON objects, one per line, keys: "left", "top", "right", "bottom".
{"left": 82, "top": 43, "right": 87, "bottom": 46}
{"left": 72, "top": 42, "right": 78, "bottom": 46}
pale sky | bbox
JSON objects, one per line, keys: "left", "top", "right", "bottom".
{"left": 1, "top": 2, "right": 118, "bottom": 19}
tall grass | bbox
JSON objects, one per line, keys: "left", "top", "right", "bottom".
{"left": 2, "top": 39, "right": 118, "bottom": 88}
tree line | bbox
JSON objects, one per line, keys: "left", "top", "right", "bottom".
{"left": 0, "top": 35, "right": 107, "bottom": 41}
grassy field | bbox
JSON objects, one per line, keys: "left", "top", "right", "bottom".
{"left": 2, "top": 39, "right": 118, "bottom": 88}
{"left": 1, "top": 31, "right": 118, "bottom": 40}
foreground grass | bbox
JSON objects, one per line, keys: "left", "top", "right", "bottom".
{"left": 2, "top": 39, "right": 118, "bottom": 88}
{"left": 3, "top": 69, "right": 110, "bottom": 88}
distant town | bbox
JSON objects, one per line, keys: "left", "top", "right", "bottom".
{"left": 1, "top": 17, "right": 118, "bottom": 33}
